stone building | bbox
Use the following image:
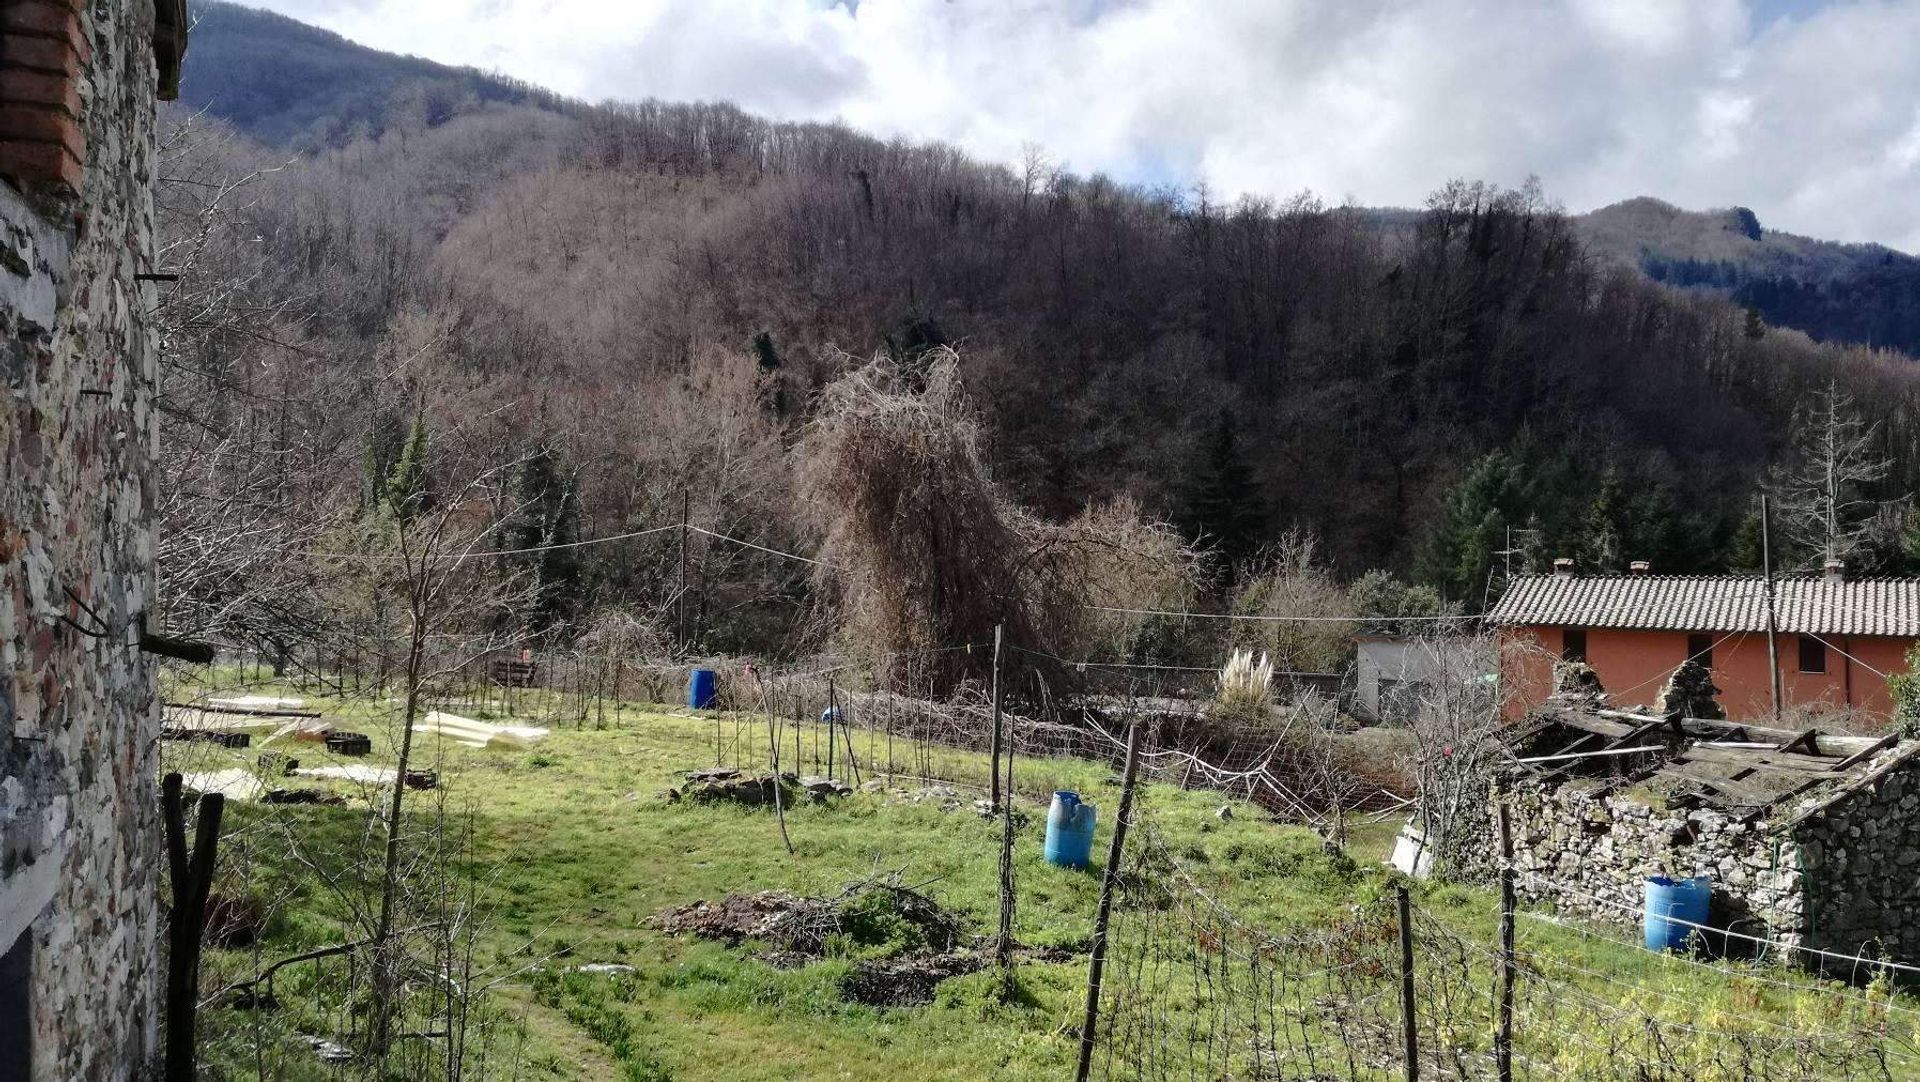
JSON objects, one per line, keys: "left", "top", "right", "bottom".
{"left": 1, "top": 0, "right": 186, "bottom": 1077}
{"left": 1500, "top": 706, "right": 1920, "bottom": 969}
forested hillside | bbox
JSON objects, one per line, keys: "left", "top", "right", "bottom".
{"left": 1578, "top": 196, "right": 1920, "bottom": 358}
{"left": 161, "top": 3, "right": 1920, "bottom": 661}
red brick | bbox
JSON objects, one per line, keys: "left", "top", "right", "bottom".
{"left": 0, "top": 32, "right": 81, "bottom": 76}
{"left": 0, "top": 104, "right": 82, "bottom": 159}
{"left": 0, "top": 137, "right": 82, "bottom": 192}
{"left": 0, "top": 2, "right": 84, "bottom": 45}
{"left": 0, "top": 68, "right": 81, "bottom": 115}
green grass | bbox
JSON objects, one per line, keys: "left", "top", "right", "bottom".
{"left": 166, "top": 675, "right": 1920, "bottom": 1080}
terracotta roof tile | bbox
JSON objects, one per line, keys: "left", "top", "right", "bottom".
{"left": 1485, "top": 574, "right": 1920, "bottom": 637}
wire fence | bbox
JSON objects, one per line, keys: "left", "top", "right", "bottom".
{"left": 184, "top": 639, "right": 1403, "bottom": 829}
{"left": 167, "top": 640, "right": 1920, "bottom": 1081}
{"left": 1088, "top": 817, "right": 1920, "bottom": 1082}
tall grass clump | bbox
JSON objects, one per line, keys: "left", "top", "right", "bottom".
{"left": 1215, "top": 648, "right": 1275, "bottom": 722}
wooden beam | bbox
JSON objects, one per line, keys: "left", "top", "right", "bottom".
{"left": 1669, "top": 745, "right": 1839, "bottom": 776}
{"left": 1654, "top": 762, "right": 1774, "bottom": 807}
{"left": 1516, "top": 744, "right": 1668, "bottom": 765}
{"left": 1774, "top": 727, "right": 1822, "bottom": 757}
{"left": 1835, "top": 732, "right": 1899, "bottom": 771}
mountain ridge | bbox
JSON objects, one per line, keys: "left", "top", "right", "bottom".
{"left": 159, "top": 4, "right": 1920, "bottom": 630}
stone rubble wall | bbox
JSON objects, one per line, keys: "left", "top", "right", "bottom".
{"left": 1791, "top": 765, "right": 1920, "bottom": 965}
{"left": 0, "top": 0, "right": 164, "bottom": 1077}
{"left": 1501, "top": 777, "right": 1808, "bottom": 950}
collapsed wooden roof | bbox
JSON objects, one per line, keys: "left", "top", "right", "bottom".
{"left": 1502, "top": 707, "right": 1919, "bottom": 823}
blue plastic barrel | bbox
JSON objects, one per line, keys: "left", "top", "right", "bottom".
{"left": 1644, "top": 876, "right": 1711, "bottom": 952}
{"left": 1045, "top": 791, "right": 1098, "bottom": 869}
{"left": 688, "top": 668, "right": 717, "bottom": 709}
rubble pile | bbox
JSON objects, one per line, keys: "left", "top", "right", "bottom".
{"left": 659, "top": 877, "right": 1017, "bottom": 1005}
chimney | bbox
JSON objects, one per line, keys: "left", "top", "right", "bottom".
{"left": 1629, "top": 560, "right": 1651, "bottom": 576}
{"left": 1553, "top": 557, "right": 1575, "bottom": 578}
{"left": 1823, "top": 557, "right": 1845, "bottom": 584}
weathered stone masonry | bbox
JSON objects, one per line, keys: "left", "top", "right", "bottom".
{"left": 1503, "top": 741, "right": 1920, "bottom": 968}
{"left": 1, "top": 0, "right": 183, "bottom": 1077}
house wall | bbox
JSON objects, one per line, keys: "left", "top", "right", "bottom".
{"left": 0, "top": 0, "right": 166, "bottom": 1077}
{"left": 1500, "top": 625, "right": 1911, "bottom": 721}
{"left": 1356, "top": 638, "right": 1423, "bottom": 722}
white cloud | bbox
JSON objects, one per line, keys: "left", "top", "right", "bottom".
{"left": 242, "top": 0, "right": 1920, "bottom": 250}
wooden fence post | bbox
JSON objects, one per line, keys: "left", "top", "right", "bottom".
{"left": 1398, "top": 884, "right": 1419, "bottom": 1082}
{"left": 1074, "top": 719, "right": 1143, "bottom": 1082}
{"left": 1496, "top": 800, "right": 1516, "bottom": 1082}
{"left": 163, "top": 772, "right": 225, "bottom": 1082}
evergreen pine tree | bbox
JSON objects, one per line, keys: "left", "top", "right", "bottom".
{"left": 1578, "top": 470, "right": 1626, "bottom": 572}
{"left": 385, "top": 406, "right": 431, "bottom": 523}
{"left": 1181, "top": 411, "right": 1268, "bottom": 581}
{"left": 1420, "top": 450, "right": 1525, "bottom": 602}
{"left": 505, "top": 445, "right": 583, "bottom": 633}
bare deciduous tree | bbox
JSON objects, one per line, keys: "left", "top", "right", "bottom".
{"left": 1771, "top": 381, "right": 1897, "bottom": 567}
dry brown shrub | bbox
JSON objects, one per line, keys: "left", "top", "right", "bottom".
{"left": 803, "top": 349, "right": 1166, "bottom": 692}
{"left": 1229, "top": 531, "right": 1357, "bottom": 675}
{"left": 1057, "top": 496, "right": 1206, "bottom": 662}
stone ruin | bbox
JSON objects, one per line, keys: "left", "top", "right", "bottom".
{"left": 1498, "top": 704, "right": 1920, "bottom": 970}
{"left": 1549, "top": 659, "right": 1608, "bottom": 708}
{"left": 1654, "top": 659, "right": 1724, "bottom": 721}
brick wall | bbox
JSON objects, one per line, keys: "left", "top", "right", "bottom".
{"left": 0, "top": 0, "right": 92, "bottom": 195}
{"left": 1, "top": 0, "right": 177, "bottom": 1076}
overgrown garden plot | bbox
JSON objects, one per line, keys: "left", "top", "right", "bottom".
{"left": 164, "top": 678, "right": 1920, "bottom": 1081}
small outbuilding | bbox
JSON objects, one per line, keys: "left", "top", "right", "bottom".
{"left": 1498, "top": 704, "right": 1920, "bottom": 969}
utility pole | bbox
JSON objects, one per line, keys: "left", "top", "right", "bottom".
{"left": 1761, "top": 494, "right": 1783, "bottom": 721}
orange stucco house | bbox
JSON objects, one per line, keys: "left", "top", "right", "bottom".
{"left": 1487, "top": 561, "right": 1920, "bottom": 722}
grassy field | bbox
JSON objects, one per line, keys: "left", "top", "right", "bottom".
{"left": 165, "top": 674, "right": 1920, "bottom": 1081}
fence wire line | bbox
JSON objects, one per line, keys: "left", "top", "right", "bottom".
{"left": 172, "top": 645, "right": 1920, "bottom": 1080}
{"left": 1510, "top": 866, "right": 1920, "bottom": 978}
{"left": 1085, "top": 816, "right": 1917, "bottom": 1082}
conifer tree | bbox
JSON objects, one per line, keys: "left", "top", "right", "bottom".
{"left": 1182, "top": 412, "right": 1268, "bottom": 582}
{"left": 385, "top": 405, "right": 431, "bottom": 523}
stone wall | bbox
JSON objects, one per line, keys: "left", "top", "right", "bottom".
{"left": 0, "top": 0, "right": 167, "bottom": 1077}
{"left": 1501, "top": 776, "right": 1809, "bottom": 950}
{"left": 1787, "top": 754, "right": 1920, "bottom": 965}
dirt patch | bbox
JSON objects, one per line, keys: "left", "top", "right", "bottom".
{"left": 659, "top": 880, "right": 968, "bottom": 955}
{"left": 203, "top": 892, "right": 267, "bottom": 948}
{"left": 842, "top": 952, "right": 985, "bottom": 1006}
{"left": 659, "top": 877, "right": 1001, "bottom": 1004}
{"left": 659, "top": 890, "right": 825, "bottom": 949}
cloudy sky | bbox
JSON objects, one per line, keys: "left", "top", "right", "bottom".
{"left": 241, "top": 0, "right": 1920, "bottom": 250}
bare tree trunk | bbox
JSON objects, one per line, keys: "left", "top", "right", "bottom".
{"left": 370, "top": 563, "right": 428, "bottom": 1056}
